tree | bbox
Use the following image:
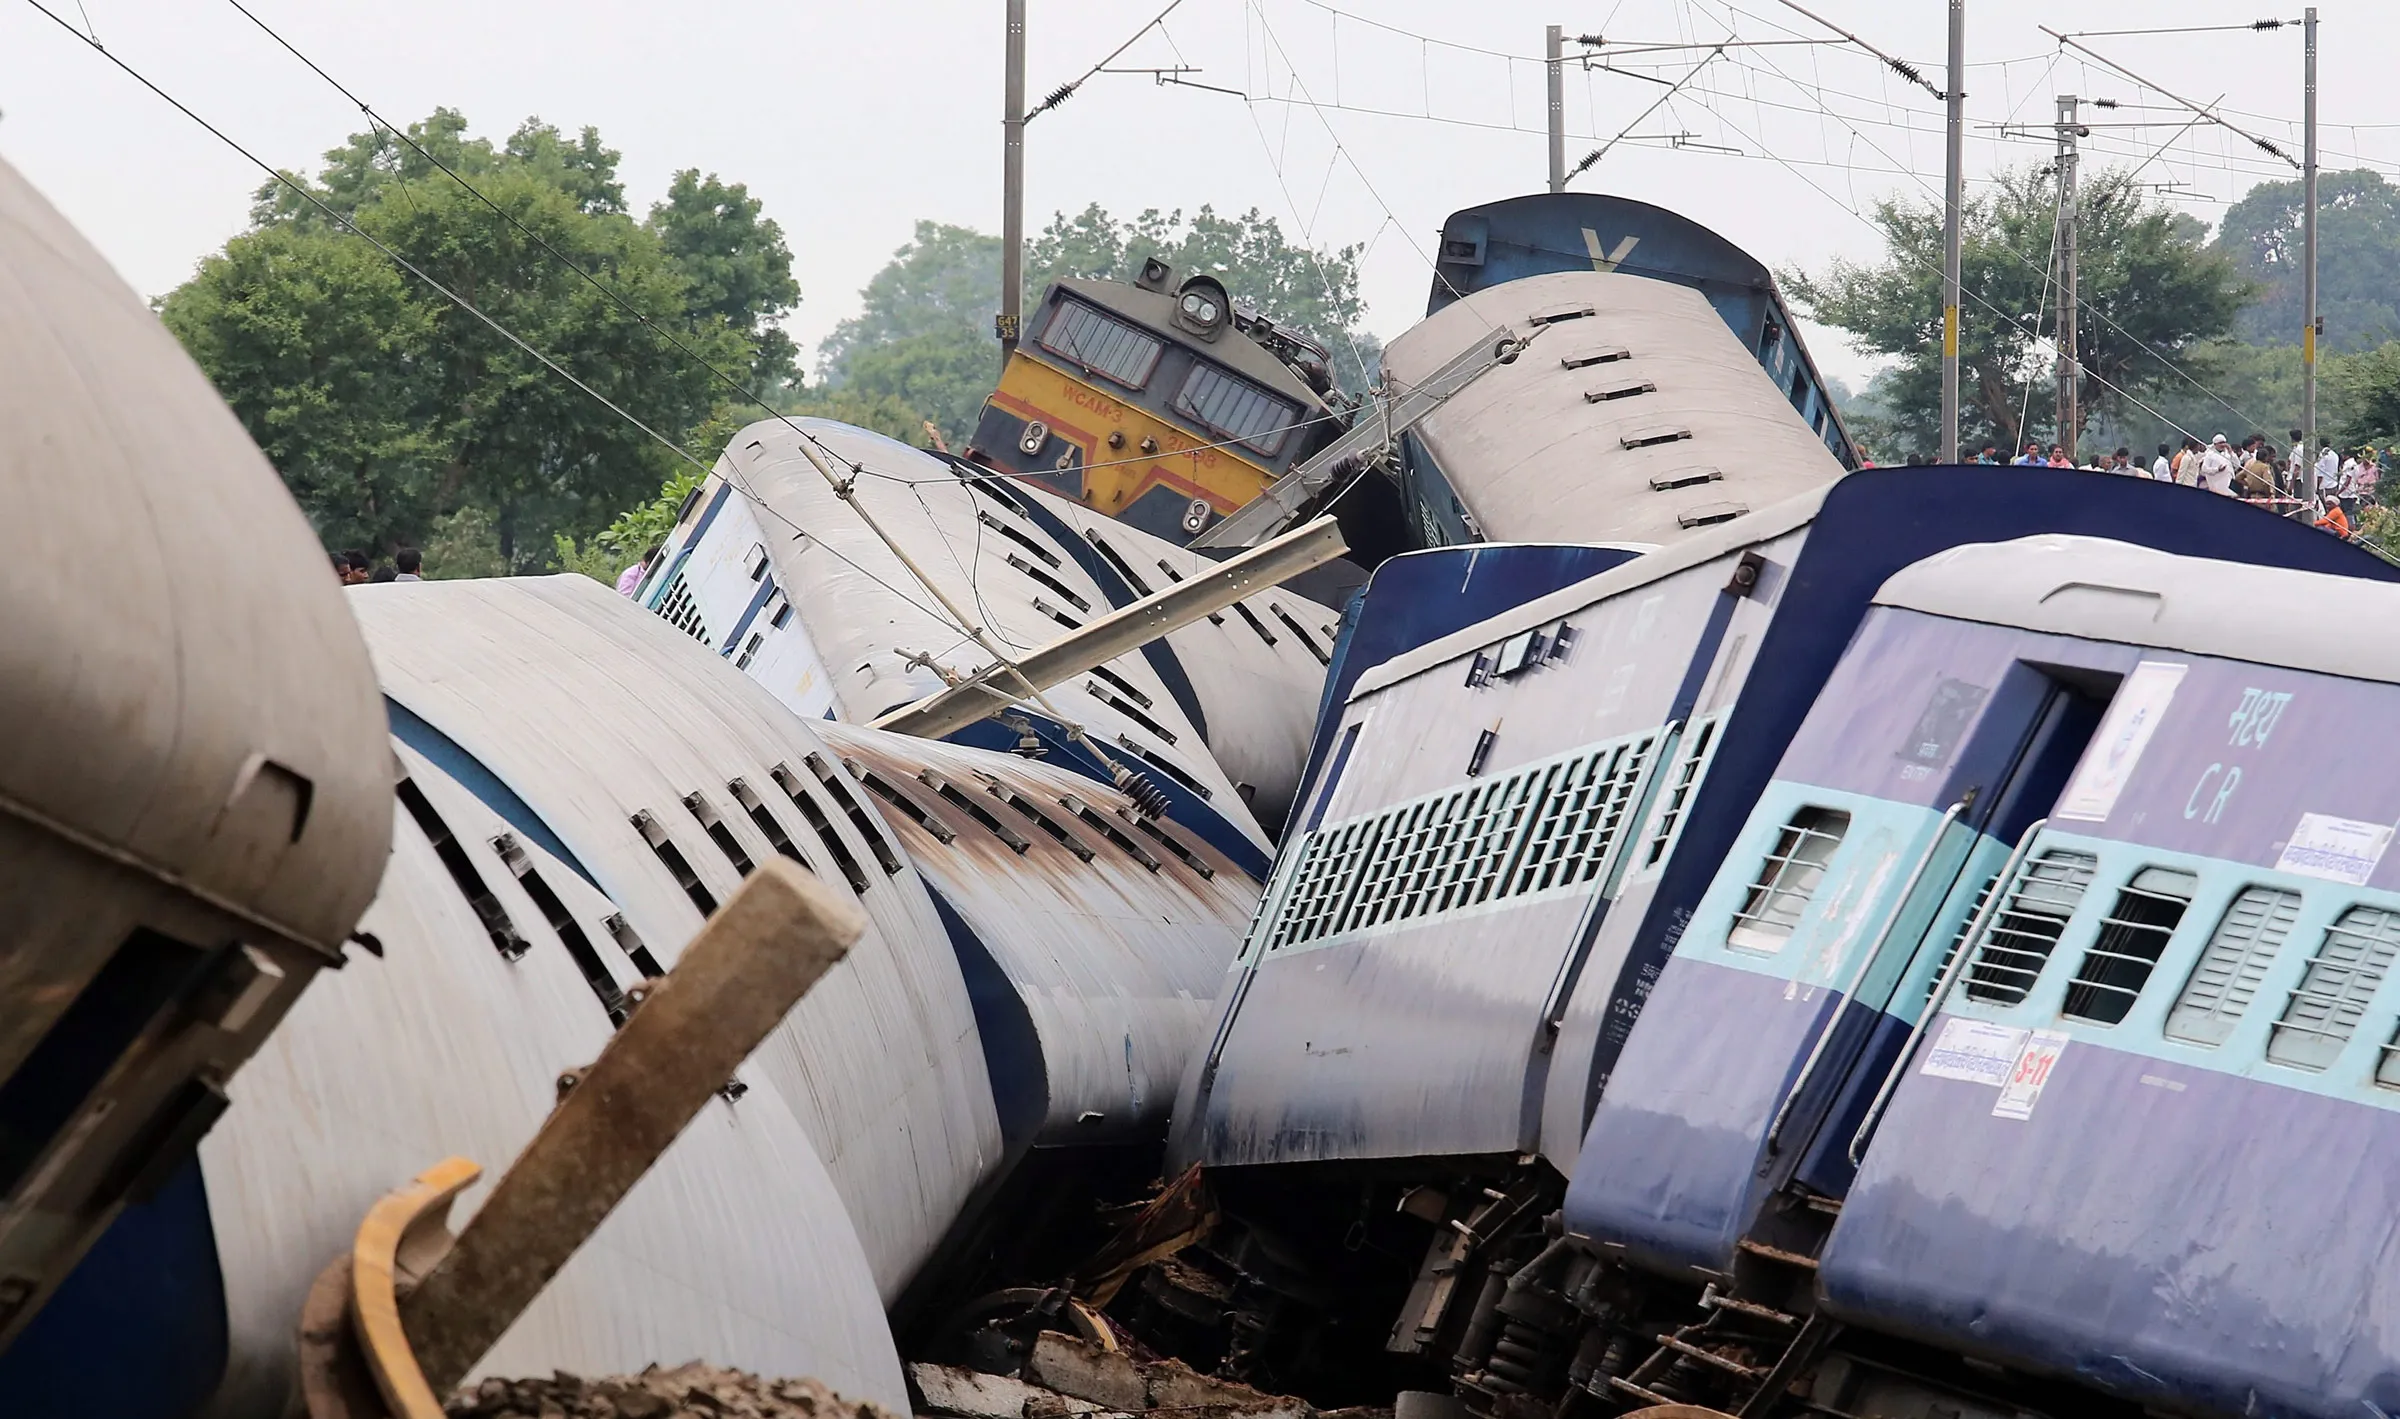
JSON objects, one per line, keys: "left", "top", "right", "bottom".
{"left": 648, "top": 169, "right": 802, "bottom": 387}
{"left": 2214, "top": 168, "right": 2400, "bottom": 354}
{"left": 167, "top": 109, "right": 798, "bottom": 570}
{"left": 1786, "top": 164, "right": 2252, "bottom": 455}
{"left": 817, "top": 205, "right": 1381, "bottom": 447}
{"left": 159, "top": 226, "right": 439, "bottom": 554}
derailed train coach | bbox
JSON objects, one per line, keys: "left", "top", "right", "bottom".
{"left": 13, "top": 571, "right": 1265, "bottom": 1419}
{"left": 1155, "top": 468, "right": 2398, "bottom": 1409}
{"left": 0, "top": 155, "right": 390, "bottom": 1397}
{"left": 1470, "top": 535, "right": 2400, "bottom": 1419}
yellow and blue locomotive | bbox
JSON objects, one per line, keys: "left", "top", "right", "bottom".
{"left": 966, "top": 259, "right": 1347, "bottom": 544}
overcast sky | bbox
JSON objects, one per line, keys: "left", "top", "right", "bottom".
{"left": 5, "top": 0, "right": 2394, "bottom": 390}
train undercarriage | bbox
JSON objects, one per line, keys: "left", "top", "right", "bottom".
{"left": 961, "top": 1160, "right": 2165, "bottom": 1419}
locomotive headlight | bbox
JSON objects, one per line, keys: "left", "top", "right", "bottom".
{"left": 1180, "top": 291, "right": 1221, "bottom": 326}
{"left": 1018, "top": 420, "right": 1049, "bottom": 455}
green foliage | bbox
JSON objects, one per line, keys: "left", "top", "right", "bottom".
{"left": 817, "top": 205, "right": 1380, "bottom": 448}
{"left": 419, "top": 505, "right": 511, "bottom": 579}
{"left": 172, "top": 109, "right": 800, "bottom": 570}
{"left": 2214, "top": 168, "right": 2400, "bottom": 353}
{"left": 2330, "top": 342, "right": 2400, "bottom": 454}
{"left": 1785, "top": 164, "right": 2251, "bottom": 455}
{"left": 2094, "top": 339, "right": 2305, "bottom": 458}
{"left": 551, "top": 466, "right": 703, "bottom": 585}
{"left": 648, "top": 169, "right": 802, "bottom": 386}
{"left": 159, "top": 225, "right": 440, "bottom": 553}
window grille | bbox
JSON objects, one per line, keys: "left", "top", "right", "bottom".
{"left": 1254, "top": 729, "right": 1659, "bottom": 953}
{"left": 2061, "top": 868, "right": 2196, "bottom": 1024}
{"left": 654, "top": 572, "right": 711, "bottom": 647}
{"left": 1927, "top": 870, "right": 2002, "bottom": 1002}
{"left": 2379, "top": 1023, "right": 2400, "bottom": 1090}
{"left": 2165, "top": 887, "right": 2302, "bottom": 1045}
{"left": 1641, "top": 717, "right": 1721, "bottom": 869}
{"left": 1039, "top": 299, "right": 1165, "bottom": 388}
{"left": 2268, "top": 906, "right": 2400, "bottom": 1071}
{"left": 1174, "top": 363, "right": 1299, "bottom": 456}
{"left": 1962, "top": 849, "right": 2097, "bottom": 1005}
{"left": 1727, "top": 807, "right": 1853, "bottom": 954}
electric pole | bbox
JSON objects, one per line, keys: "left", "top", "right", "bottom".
{"left": 999, "top": 0, "right": 1027, "bottom": 367}
{"left": 2053, "top": 94, "right": 2081, "bottom": 464}
{"left": 2302, "top": 4, "right": 2319, "bottom": 462}
{"left": 1547, "top": 26, "right": 1566, "bottom": 193}
{"left": 1939, "top": 0, "right": 1964, "bottom": 463}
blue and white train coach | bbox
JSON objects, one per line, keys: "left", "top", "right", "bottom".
{"left": 1156, "top": 469, "right": 2400, "bottom": 1416}
{"left": 1564, "top": 534, "right": 2400, "bottom": 1418}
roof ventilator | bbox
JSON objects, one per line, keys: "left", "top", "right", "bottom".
{"left": 1620, "top": 423, "right": 1694, "bottom": 450}
{"left": 1560, "top": 346, "right": 1631, "bottom": 370}
{"left": 1584, "top": 379, "right": 1657, "bottom": 404}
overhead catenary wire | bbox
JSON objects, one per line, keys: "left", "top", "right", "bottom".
{"left": 1694, "top": 6, "right": 2270, "bottom": 438}
{"left": 1025, "top": 0, "right": 1189, "bottom": 119}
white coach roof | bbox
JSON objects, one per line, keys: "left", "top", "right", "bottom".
{"left": 1874, "top": 534, "right": 2399, "bottom": 682}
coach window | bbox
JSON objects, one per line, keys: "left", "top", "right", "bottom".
{"left": 1964, "top": 849, "right": 2097, "bottom": 1005}
{"left": 2267, "top": 905, "right": 2400, "bottom": 1071}
{"left": 2061, "top": 867, "right": 2196, "bottom": 1025}
{"left": 2165, "top": 887, "right": 2303, "bottom": 1045}
{"left": 1727, "top": 806, "right": 1850, "bottom": 953}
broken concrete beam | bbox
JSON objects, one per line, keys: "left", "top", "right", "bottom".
{"left": 908, "top": 1363, "right": 1105, "bottom": 1419}
{"left": 1027, "top": 1334, "right": 1150, "bottom": 1413}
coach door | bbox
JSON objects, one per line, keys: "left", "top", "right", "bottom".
{"left": 1775, "top": 659, "right": 2119, "bottom": 1196}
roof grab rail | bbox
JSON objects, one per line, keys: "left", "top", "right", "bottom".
{"left": 1847, "top": 816, "right": 2048, "bottom": 1167}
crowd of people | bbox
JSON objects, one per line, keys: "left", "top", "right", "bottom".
{"left": 1872, "top": 429, "right": 2380, "bottom": 539}
{"left": 331, "top": 546, "right": 424, "bottom": 584}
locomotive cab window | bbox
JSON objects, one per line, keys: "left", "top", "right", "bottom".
{"left": 2267, "top": 905, "right": 2400, "bottom": 1071}
{"left": 1174, "top": 362, "right": 1299, "bottom": 456}
{"left": 1727, "top": 806, "right": 1850, "bottom": 954}
{"left": 2165, "top": 887, "right": 2302, "bottom": 1045}
{"left": 1039, "top": 299, "right": 1165, "bottom": 389}
{"left": 2061, "top": 867, "right": 2196, "bottom": 1025}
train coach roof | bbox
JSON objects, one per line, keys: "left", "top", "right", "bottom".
{"left": 1349, "top": 485, "right": 1828, "bottom": 700}
{"left": 1876, "top": 534, "right": 2400, "bottom": 683}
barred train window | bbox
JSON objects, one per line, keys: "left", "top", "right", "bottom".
{"left": 1175, "top": 363, "right": 1300, "bottom": 456}
{"left": 1964, "top": 849, "right": 2097, "bottom": 1004}
{"left": 1258, "top": 732, "right": 1656, "bottom": 953}
{"left": 1727, "top": 807, "right": 1851, "bottom": 954}
{"left": 2268, "top": 906, "right": 2400, "bottom": 1071}
{"left": 1039, "top": 299, "right": 1163, "bottom": 389}
{"left": 2165, "top": 887, "right": 2303, "bottom": 1045}
{"left": 1926, "top": 870, "right": 2002, "bottom": 1002}
{"left": 2060, "top": 867, "right": 2196, "bottom": 1025}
